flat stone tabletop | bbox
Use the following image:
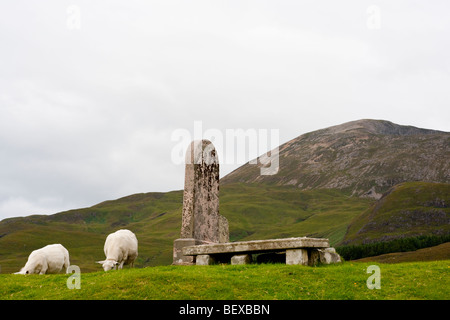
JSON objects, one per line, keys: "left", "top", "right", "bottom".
{"left": 182, "top": 237, "right": 330, "bottom": 256}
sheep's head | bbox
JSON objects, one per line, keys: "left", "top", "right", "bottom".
{"left": 96, "top": 260, "right": 119, "bottom": 271}
{"left": 14, "top": 267, "right": 33, "bottom": 275}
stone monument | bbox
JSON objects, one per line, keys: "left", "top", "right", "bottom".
{"left": 173, "top": 140, "right": 229, "bottom": 265}
{"left": 173, "top": 140, "right": 341, "bottom": 266}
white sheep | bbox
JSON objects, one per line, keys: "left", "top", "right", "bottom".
{"left": 15, "top": 244, "right": 70, "bottom": 275}
{"left": 96, "top": 229, "right": 138, "bottom": 271}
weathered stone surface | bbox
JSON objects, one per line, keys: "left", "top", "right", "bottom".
{"left": 183, "top": 237, "right": 329, "bottom": 256}
{"left": 180, "top": 140, "right": 229, "bottom": 243}
{"left": 173, "top": 238, "right": 211, "bottom": 265}
{"left": 309, "top": 249, "right": 321, "bottom": 266}
{"left": 286, "top": 249, "right": 309, "bottom": 265}
{"left": 231, "top": 254, "right": 252, "bottom": 265}
{"left": 173, "top": 140, "right": 230, "bottom": 265}
{"left": 318, "top": 247, "right": 341, "bottom": 264}
{"left": 196, "top": 254, "right": 216, "bottom": 265}
{"left": 219, "top": 215, "right": 229, "bottom": 243}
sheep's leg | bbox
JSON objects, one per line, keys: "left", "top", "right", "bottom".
{"left": 39, "top": 266, "right": 48, "bottom": 275}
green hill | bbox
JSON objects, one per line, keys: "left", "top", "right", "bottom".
{"left": 0, "top": 184, "right": 373, "bottom": 274}
{"left": 353, "top": 242, "right": 450, "bottom": 264}
{"left": 341, "top": 182, "right": 450, "bottom": 245}
{"left": 0, "top": 190, "right": 184, "bottom": 274}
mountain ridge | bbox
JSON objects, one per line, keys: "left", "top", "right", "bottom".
{"left": 313, "top": 119, "right": 446, "bottom": 136}
{"left": 222, "top": 119, "right": 449, "bottom": 199}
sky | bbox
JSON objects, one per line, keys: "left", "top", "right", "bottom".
{"left": 0, "top": 1, "right": 449, "bottom": 220}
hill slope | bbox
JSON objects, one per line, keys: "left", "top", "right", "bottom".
{"left": 354, "top": 242, "right": 450, "bottom": 264}
{"left": 341, "top": 182, "right": 450, "bottom": 245}
{"left": 0, "top": 191, "right": 184, "bottom": 273}
{"left": 0, "top": 184, "right": 372, "bottom": 274}
{"left": 222, "top": 119, "right": 450, "bottom": 198}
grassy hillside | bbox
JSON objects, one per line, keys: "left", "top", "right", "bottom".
{"left": 2, "top": 182, "right": 448, "bottom": 274}
{"left": 0, "top": 191, "right": 184, "bottom": 273}
{"left": 342, "top": 182, "right": 450, "bottom": 245}
{"left": 221, "top": 183, "right": 372, "bottom": 244}
{"left": 1, "top": 261, "right": 448, "bottom": 300}
{"left": 0, "top": 184, "right": 373, "bottom": 274}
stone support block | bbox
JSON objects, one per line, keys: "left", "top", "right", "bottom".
{"left": 173, "top": 238, "right": 210, "bottom": 265}
{"left": 286, "top": 248, "right": 309, "bottom": 266}
{"left": 196, "top": 254, "right": 216, "bottom": 265}
{"left": 231, "top": 254, "right": 252, "bottom": 265}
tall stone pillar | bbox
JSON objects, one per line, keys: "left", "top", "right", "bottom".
{"left": 173, "top": 140, "right": 229, "bottom": 265}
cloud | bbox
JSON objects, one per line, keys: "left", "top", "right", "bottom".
{"left": 0, "top": 196, "right": 71, "bottom": 220}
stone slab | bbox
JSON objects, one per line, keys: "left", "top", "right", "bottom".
{"left": 182, "top": 237, "right": 329, "bottom": 256}
{"left": 231, "top": 254, "right": 252, "bottom": 265}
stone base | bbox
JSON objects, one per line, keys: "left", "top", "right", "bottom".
{"left": 231, "top": 254, "right": 252, "bottom": 265}
{"left": 309, "top": 248, "right": 342, "bottom": 266}
{"left": 285, "top": 247, "right": 342, "bottom": 266}
{"left": 175, "top": 237, "right": 341, "bottom": 266}
{"left": 318, "top": 248, "right": 341, "bottom": 264}
{"left": 196, "top": 254, "right": 216, "bottom": 265}
{"left": 173, "top": 238, "right": 212, "bottom": 265}
{"left": 183, "top": 237, "right": 329, "bottom": 256}
{"left": 286, "top": 249, "right": 308, "bottom": 265}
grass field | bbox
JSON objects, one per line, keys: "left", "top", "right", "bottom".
{"left": 1, "top": 260, "right": 448, "bottom": 300}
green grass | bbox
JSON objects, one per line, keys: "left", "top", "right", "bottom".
{"left": 1, "top": 261, "right": 448, "bottom": 300}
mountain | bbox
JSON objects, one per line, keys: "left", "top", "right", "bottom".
{"left": 222, "top": 119, "right": 449, "bottom": 199}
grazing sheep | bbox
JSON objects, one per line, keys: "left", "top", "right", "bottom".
{"left": 96, "top": 229, "right": 138, "bottom": 271}
{"left": 15, "top": 244, "right": 70, "bottom": 275}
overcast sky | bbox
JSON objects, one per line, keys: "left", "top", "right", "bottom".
{"left": 0, "top": 1, "right": 449, "bottom": 220}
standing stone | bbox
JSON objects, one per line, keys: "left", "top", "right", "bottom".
{"left": 173, "top": 140, "right": 229, "bottom": 265}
